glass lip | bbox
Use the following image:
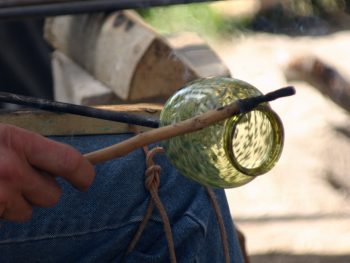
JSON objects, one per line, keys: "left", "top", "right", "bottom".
{"left": 223, "top": 105, "right": 284, "bottom": 177}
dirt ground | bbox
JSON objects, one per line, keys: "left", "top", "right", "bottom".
{"left": 211, "top": 32, "right": 350, "bottom": 262}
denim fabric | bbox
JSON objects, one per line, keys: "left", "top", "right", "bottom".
{"left": 0, "top": 134, "right": 244, "bottom": 262}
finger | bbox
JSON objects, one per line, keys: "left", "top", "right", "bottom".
{"left": 4, "top": 195, "right": 33, "bottom": 222}
{"left": 0, "top": 185, "right": 32, "bottom": 222}
{"left": 12, "top": 127, "right": 95, "bottom": 191}
{"left": 21, "top": 167, "right": 62, "bottom": 208}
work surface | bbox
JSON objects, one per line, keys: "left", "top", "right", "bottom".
{"left": 215, "top": 32, "right": 350, "bottom": 261}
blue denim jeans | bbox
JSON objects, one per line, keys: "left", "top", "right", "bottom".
{"left": 0, "top": 134, "right": 244, "bottom": 262}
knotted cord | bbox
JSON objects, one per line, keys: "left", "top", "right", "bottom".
{"left": 123, "top": 146, "right": 177, "bottom": 263}
{"left": 122, "top": 127, "right": 232, "bottom": 262}
{"left": 205, "top": 186, "right": 230, "bottom": 263}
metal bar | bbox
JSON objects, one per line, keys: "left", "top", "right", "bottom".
{"left": 0, "top": 0, "right": 217, "bottom": 20}
{"left": 0, "top": 0, "right": 72, "bottom": 8}
{"left": 0, "top": 92, "right": 160, "bottom": 128}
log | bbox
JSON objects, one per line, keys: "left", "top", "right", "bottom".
{"left": 285, "top": 55, "right": 350, "bottom": 113}
{"left": 285, "top": 56, "right": 350, "bottom": 193}
{"left": 52, "top": 50, "right": 122, "bottom": 105}
{"left": 45, "top": 11, "right": 230, "bottom": 102}
{"left": 166, "top": 32, "right": 230, "bottom": 79}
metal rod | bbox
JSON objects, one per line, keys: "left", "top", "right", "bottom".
{"left": 238, "top": 86, "right": 296, "bottom": 113}
{"left": 0, "top": 0, "right": 72, "bottom": 8}
{"left": 0, "top": 92, "right": 160, "bottom": 128}
{"left": 0, "top": 0, "right": 217, "bottom": 20}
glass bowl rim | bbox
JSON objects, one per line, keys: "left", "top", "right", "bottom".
{"left": 223, "top": 105, "right": 284, "bottom": 177}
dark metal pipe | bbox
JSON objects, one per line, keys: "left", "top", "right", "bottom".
{"left": 0, "top": 0, "right": 217, "bottom": 20}
{"left": 0, "top": 87, "right": 296, "bottom": 128}
{"left": 0, "top": 0, "right": 72, "bottom": 8}
{"left": 0, "top": 92, "right": 160, "bottom": 128}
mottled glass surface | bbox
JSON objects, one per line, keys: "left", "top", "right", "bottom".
{"left": 232, "top": 111, "right": 274, "bottom": 169}
{"left": 160, "top": 77, "right": 284, "bottom": 188}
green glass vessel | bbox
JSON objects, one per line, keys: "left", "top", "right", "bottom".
{"left": 160, "top": 77, "right": 284, "bottom": 188}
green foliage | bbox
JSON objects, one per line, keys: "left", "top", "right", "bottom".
{"left": 138, "top": 1, "right": 350, "bottom": 38}
{"left": 247, "top": 0, "right": 350, "bottom": 35}
{"left": 138, "top": 3, "right": 249, "bottom": 39}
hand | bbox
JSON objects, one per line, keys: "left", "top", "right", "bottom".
{"left": 0, "top": 124, "right": 95, "bottom": 222}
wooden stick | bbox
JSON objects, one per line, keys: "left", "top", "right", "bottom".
{"left": 85, "top": 87, "right": 295, "bottom": 165}
{"left": 85, "top": 100, "right": 240, "bottom": 164}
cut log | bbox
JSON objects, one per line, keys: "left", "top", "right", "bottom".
{"left": 166, "top": 32, "right": 230, "bottom": 79}
{"left": 285, "top": 55, "right": 350, "bottom": 195}
{"left": 45, "top": 11, "right": 230, "bottom": 102}
{"left": 52, "top": 50, "right": 122, "bottom": 105}
{"left": 285, "top": 55, "right": 350, "bottom": 113}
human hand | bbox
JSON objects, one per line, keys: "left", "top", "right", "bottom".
{"left": 0, "top": 124, "right": 95, "bottom": 222}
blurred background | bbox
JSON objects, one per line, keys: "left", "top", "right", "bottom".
{"left": 2, "top": 0, "right": 350, "bottom": 262}
{"left": 139, "top": 1, "right": 350, "bottom": 262}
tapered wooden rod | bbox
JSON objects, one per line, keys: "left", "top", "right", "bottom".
{"left": 84, "top": 86, "right": 295, "bottom": 165}
{"left": 85, "top": 101, "right": 241, "bottom": 164}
